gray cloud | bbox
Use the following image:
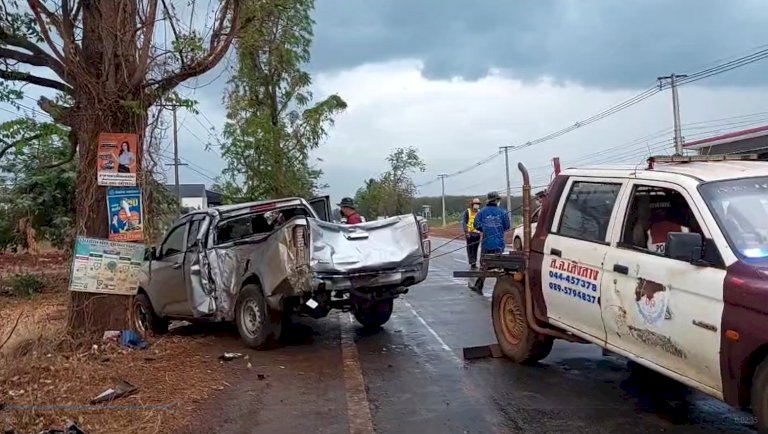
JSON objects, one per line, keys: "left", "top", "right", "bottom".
{"left": 311, "top": 0, "right": 768, "bottom": 87}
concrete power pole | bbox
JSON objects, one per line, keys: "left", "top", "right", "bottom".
{"left": 165, "top": 106, "right": 187, "bottom": 215}
{"left": 500, "top": 146, "right": 513, "bottom": 226}
{"left": 438, "top": 174, "right": 447, "bottom": 227}
{"left": 658, "top": 73, "right": 688, "bottom": 155}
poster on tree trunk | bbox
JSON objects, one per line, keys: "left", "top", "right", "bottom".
{"left": 106, "top": 187, "right": 144, "bottom": 242}
{"left": 97, "top": 132, "right": 138, "bottom": 186}
{"left": 69, "top": 237, "right": 146, "bottom": 295}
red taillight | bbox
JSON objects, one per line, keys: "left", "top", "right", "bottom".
{"left": 419, "top": 220, "right": 429, "bottom": 238}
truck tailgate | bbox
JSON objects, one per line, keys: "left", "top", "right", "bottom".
{"left": 308, "top": 215, "right": 425, "bottom": 274}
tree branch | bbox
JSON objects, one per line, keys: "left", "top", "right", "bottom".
{"left": 0, "top": 28, "right": 69, "bottom": 82}
{"left": 145, "top": 0, "right": 240, "bottom": 102}
{"left": 41, "top": 129, "right": 76, "bottom": 169}
{"left": 0, "top": 69, "right": 73, "bottom": 93}
{"left": 27, "top": 0, "right": 68, "bottom": 66}
{"left": 131, "top": 0, "right": 160, "bottom": 87}
{"left": 0, "top": 133, "right": 42, "bottom": 160}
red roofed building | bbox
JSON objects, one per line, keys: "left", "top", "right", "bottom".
{"left": 684, "top": 125, "right": 768, "bottom": 159}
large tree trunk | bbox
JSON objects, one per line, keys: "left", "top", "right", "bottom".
{"left": 67, "top": 109, "right": 148, "bottom": 337}
{"left": 66, "top": 0, "right": 147, "bottom": 337}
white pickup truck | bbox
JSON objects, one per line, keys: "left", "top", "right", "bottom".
{"left": 463, "top": 155, "right": 768, "bottom": 431}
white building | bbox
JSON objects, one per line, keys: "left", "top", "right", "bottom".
{"left": 165, "top": 184, "right": 223, "bottom": 211}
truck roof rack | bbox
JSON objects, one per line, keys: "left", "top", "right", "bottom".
{"left": 647, "top": 153, "right": 759, "bottom": 169}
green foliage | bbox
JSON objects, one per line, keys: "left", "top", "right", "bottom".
{"left": 217, "top": 0, "right": 347, "bottom": 203}
{"left": 3, "top": 273, "right": 44, "bottom": 297}
{"left": 413, "top": 195, "right": 525, "bottom": 221}
{"left": 0, "top": 115, "right": 76, "bottom": 251}
{"left": 354, "top": 147, "right": 426, "bottom": 218}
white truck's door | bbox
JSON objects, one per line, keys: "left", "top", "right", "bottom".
{"left": 541, "top": 177, "right": 626, "bottom": 342}
{"left": 601, "top": 179, "right": 726, "bottom": 395}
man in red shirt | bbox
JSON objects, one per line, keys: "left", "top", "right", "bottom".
{"left": 338, "top": 197, "right": 363, "bottom": 224}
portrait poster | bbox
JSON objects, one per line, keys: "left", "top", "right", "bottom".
{"left": 106, "top": 187, "right": 144, "bottom": 242}
{"left": 69, "top": 237, "right": 146, "bottom": 295}
{"left": 97, "top": 132, "right": 139, "bottom": 186}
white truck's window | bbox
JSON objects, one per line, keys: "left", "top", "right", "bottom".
{"left": 162, "top": 224, "right": 186, "bottom": 257}
{"left": 556, "top": 181, "right": 621, "bottom": 243}
{"left": 700, "top": 176, "right": 768, "bottom": 259}
{"left": 620, "top": 185, "right": 701, "bottom": 256}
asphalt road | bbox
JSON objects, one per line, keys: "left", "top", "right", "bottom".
{"left": 187, "top": 237, "right": 758, "bottom": 434}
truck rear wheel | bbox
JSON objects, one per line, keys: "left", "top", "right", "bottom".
{"left": 235, "top": 284, "right": 281, "bottom": 350}
{"left": 752, "top": 358, "right": 768, "bottom": 432}
{"left": 353, "top": 297, "right": 394, "bottom": 328}
{"left": 492, "top": 276, "right": 553, "bottom": 364}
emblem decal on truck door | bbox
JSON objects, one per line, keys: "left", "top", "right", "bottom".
{"left": 634, "top": 278, "right": 669, "bottom": 325}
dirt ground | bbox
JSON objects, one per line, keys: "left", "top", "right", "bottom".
{"left": 0, "top": 253, "right": 236, "bottom": 434}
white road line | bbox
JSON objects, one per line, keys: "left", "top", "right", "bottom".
{"left": 402, "top": 298, "right": 462, "bottom": 364}
{"left": 453, "top": 258, "right": 466, "bottom": 264}
{"left": 340, "top": 314, "right": 375, "bottom": 434}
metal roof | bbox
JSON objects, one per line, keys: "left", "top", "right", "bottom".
{"left": 683, "top": 125, "right": 768, "bottom": 150}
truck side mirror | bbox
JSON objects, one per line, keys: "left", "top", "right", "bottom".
{"left": 151, "top": 246, "right": 161, "bottom": 261}
{"left": 666, "top": 232, "right": 703, "bottom": 262}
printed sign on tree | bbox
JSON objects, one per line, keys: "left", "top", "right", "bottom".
{"left": 106, "top": 187, "right": 144, "bottom": 242}
{"left": 97, "top": 132, "right": 139, "bottom": 186}
{"left": 69, "top": 237, "right": 146, "bottom": 295}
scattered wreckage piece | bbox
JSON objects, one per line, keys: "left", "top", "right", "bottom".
{"left": 91, "top": 380, "right": 137, "bottom": 404}
{"left": 134, "top": 196, "right": 430, "bottom": 350}
{"left": 462, "top": 343, "right": 504, "bottom": 360}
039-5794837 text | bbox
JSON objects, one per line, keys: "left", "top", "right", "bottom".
{"left": 547, "top": 281, "right": 597, "bottom": 304}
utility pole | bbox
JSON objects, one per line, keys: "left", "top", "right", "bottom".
{"left": 438, "top": 174, "right": 447, "bottom": 227}
{"left": 164, "top": 106, "right": 187, "bottom": 215}
{"left": 658, "top": 73, "right": 688, "bottom": 155}
{"left": 500, "top": 145, "right": 514, "bottom": 227}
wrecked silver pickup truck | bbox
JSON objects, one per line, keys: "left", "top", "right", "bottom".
{"left": 133, "top": 196, "right": 430, "bottom": 349}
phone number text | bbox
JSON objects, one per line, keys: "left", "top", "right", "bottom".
{"left": 548, "top": 282, "right": 597, "bottom": 304}
{"left": 548, "top": 270, "right": 597, "bottom": 292}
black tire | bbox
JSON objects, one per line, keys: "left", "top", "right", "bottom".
{"left": 491, "top": 276, "right": 553, "bottom": 364}
{"left": 513, "top": 237, "right": 523, "bottom": 251}
{"left": 353, "top": 298, "right": 394, "bottom": 328}
{"left": 235, "top": 284, "right": 281, "bottom": 350}
{"left": 752, "top": 358, "right": 768, "bottom": 433}
{"left": 132, "top": 293, "right": 169, "bottom": 335}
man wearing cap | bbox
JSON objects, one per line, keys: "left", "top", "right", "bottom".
{"left": 338, "top": 197, "right": 364, "bottom": 224}
{"left": 461, "top": 198, "right": 482, "bottom": 269}
{"left": 471, "top": 191, "right": 511, "bottom": 292}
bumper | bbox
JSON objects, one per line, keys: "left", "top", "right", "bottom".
{"left": 311, "top": 261, "right": 429, "bottom": 291}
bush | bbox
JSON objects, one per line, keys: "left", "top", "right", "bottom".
{"left": 4, "top": 273, "right": 44, "bottom": 297}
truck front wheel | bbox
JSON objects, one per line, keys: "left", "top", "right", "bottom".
{"left": 752, "top": 358, "right": 768, "bottom": 432}
{"left": 492, "top": 276, "right": 553, "bottom": 364}
{"left": 235, "top": 284, "right": 281, "bottom": 350}
{"left": 353, "top": 297, "right": 394, "bottom": 328}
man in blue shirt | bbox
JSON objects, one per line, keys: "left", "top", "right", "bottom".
{"left": 471, "top": 191, "right": 511, "bottom": 292}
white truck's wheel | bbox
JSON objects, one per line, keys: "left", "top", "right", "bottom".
{"left": 132, "top": 293, "right": 169, "bottom": 335}
{"left": 492, "top": 276, "right": 553, "bottom": 364}
{"left": 752, "top": 358, "right": 768, "bottom": 433}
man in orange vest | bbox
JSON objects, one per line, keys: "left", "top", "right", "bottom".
{"left": 462, "top": 198, "right": 482, "bottom": 269}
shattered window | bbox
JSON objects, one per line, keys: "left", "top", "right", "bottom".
{"left": 557, "top": 181, "right": 621, "bottom": 243}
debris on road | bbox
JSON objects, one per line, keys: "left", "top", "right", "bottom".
{"left": 37, "top": 421, "right": 86, "bottom": 434}
{"left": 219, "top": 352, "right": 244, "bottom": 362}
{"left": 119, "top": 330, "right": 149, "bottom": 349}
{"left": 462, "top": 343, "right": 504, "bottom": 360}
{"left": 101, "top": 330, "right": 120, "bottom": 343}
{"left": 91, "top": 380, "right": 138, "bottom": 404}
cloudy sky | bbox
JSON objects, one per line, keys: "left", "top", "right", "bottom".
{"left": 3, "top": 0, "right": 768, "bottom": 203}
